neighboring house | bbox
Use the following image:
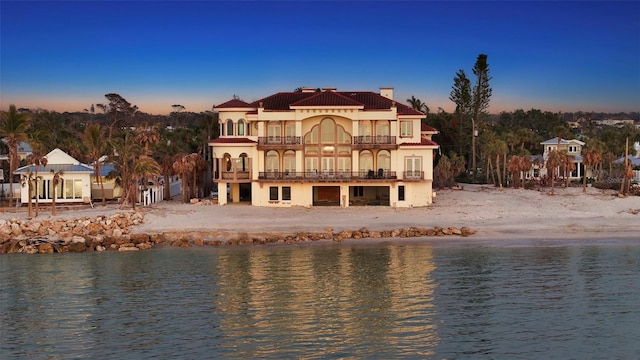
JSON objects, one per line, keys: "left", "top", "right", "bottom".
{"left": 614, "top": 154, "right": 640, "bottom": 183}
{"left": 540, "top": 137, "right": 586, "bottom": 180}
{"left": 0, "top": 140, "right": 33, "bottom": 182}
{"left": 14, "top": 148, "right": 93, "bottom": 204}
{"left": 90, "top": 162, "right": 124, "bottom": 200}
{"left": 209, "top": 87, "right": 439, "bottom": 207}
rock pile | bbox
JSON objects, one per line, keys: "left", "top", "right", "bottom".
{"left": 0, "top": 212, "right": 151, "bottom": 254}
{"left": 1, "top": 212, "right": 477, "bottom": 254}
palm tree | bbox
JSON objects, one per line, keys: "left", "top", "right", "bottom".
{"left": 494, "top": 139, "right": 508, "bottom": 189}
{"left": 0, "top": 105, "right": 31, "bottom": 208}
{"left": 130, "top": 155, "right": 161, "bottom": 209}
{"left": 20, "top": 169, "right": 35, "bottom": 218}
{"left": 109, "top": 133, "right": 142, "bottom": 209}
{"left": 50, "top": 169, "right": 63, "bottom": 216}
{"left": 135, "top": 125, "right": 160, "bottom": 155}
{"left": 406, "top": 96, "right": 429, "bottom": 115}
{"left": 83, "top": 123, "right": 108, "bottom": 205}
{"left": 26, "top": 150, "right": 48, "bottom": 217}
{"left": 545, "top": 149, "right": 564, "bottom": 195}
{"left": 582, "top": 149, "right": 602, "bottom": 192}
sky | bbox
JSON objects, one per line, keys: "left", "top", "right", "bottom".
{"left": 1, "top": 1, "right": 639, "bottom": 115}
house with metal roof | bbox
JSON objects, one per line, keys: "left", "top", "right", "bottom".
{"left": 14, "top": 148, "right": 94, "bottom": 204}
{"left": 209, "top": 87, "right": 439, "bottom": 207}
{"left": 540, "top": 137, "right": 586, "bottom": 180}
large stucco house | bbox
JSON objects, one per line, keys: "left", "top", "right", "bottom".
{"left": 209, "top": 87, "right": 439, "bottom": 207}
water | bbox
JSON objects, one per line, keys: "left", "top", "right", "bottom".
{"left": 1, "top": 240, "right": 639, "bottom": 359}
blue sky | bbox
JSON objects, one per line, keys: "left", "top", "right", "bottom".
{"left": 1, "top": 1, "right": 639, "bottom": 115}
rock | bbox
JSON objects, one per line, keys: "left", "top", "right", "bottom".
{"left": 119, "top": 246, "right": 139, "bottom": 251}
{"left": 96, "top": 245, "right": 106, "bottom": 252}
{"left": 71, "top": 236, "right": 86, "bottom": 244}
{"left": 67, "top": 242, "right": 86, "bottom": 252}
{"left": 136, "top": 243, "right": 152, "bottom": 250}
{"left": 38, "top": 243, "right": 54, "bottom": 254}
{"left": 11, "top": 223, "right": 22, "bottom": 236}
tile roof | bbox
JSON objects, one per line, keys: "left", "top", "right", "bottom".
{"left": 209, "top": 137, "right": 257, "bottom": 144}
{"left": 215, "top": 99, "right": 255, "bottom": 109}
{"left": 421, "top": 124, "right": 438, "bottom": 132}
{"left": 399, "top": 138, "right": 439, "bottom": 147}
{"left": 290, "top": 91, "right": 364, "bottom": 107}
{"left": 217, "top": 89, "right": 427, "bottom": 116}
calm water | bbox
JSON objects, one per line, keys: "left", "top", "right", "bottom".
{"left": 1, "top": 240, "right": 639, "bottom": 359}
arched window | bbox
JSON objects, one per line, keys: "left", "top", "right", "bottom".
{"left": 283, "top": 150, "right": 296, "bottom": 174}
{"left": 237, "top": 119, "right": 245, "bottom": 136}
{"left": 304, "top": 117, "right": 352, "bottom": 174}
{"left": 223, "top": 153, "right": 232, "bottom": 171}
{"left": 359, "top": 150, "right": 373, "bottom": 173}
{"left": 377, "top": 150, "right": 391, "bottom": 172}
{"left": 226, "top": 119, "right": 234, "bottom": 136}
{"left": 266, "top": 150, "right": 279, "bottom": 172}
{"left": 238, "top": 153, "right": 248, "bottom": 172}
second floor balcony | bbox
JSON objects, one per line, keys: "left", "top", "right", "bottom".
{"left": 257, "top": 136, "right": 303, "bottom": 150}
{"left": 258, "top": 170, "right": 397, "bottom": 182}
{"left": 352, "top": 135, "right": 397, "bottom": 150}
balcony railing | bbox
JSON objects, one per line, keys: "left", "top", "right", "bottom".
{"left": 353, "top": 135, "right": 396, "bottom": 145}
{"left": 258, "top": 170, "right": 397, "bottom": 181}
{"left": 258, "top": 136, "right": 302, "bottom": 146}
{"left": 403, "top": 171, "right": 424, "bottom": 180}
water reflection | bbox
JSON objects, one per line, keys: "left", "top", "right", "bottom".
{"left": 1, "top": 242, "right": 639, "bottom": 359}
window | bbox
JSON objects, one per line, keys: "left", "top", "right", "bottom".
{"left": 226, "top": 120, "right": 234, "bottom": 136}
{"left": 398, "top": 186, "right": 405, "bottom": 201}
{"left": 282, "top": 186, "right": 291, "bottom": 201}
{"left": 353, "top": 186, "right": 364, "bottom": 197}
{"left": 359, "top": 121, "right": 372, "bottom": 136}
{"left": 269, "top": 186, "right": 278, "bottom": 201}
{"left": 359, "top": 150, "right": 373, "bottom": 173}
{"left": 405, "top": 157, "right": 422, "bottom": 178}
{"left": 268, "top": 122, "right": 281, "bottom": 143}
{"left": 237, "top": 119, "right": 245, "bottom": 136}
{"left": 568, "top": 145, "right": 578, "bottom": 153}
{"left": 63, "top": 179, "right": 83, "bottom": 199}
{"left": 400, "top": 121, "right": 412, "bottom": 137}
{"left": 266, "top": 150, "right": 279, "bottom": 172}
{"left": 377, "top": 150, "right": 391, "bottom": 171}
{"left": 375, "top": 121, "right": 390, "bottom": 136}
{"left": 283, "top": 151, "right": 296, "bottom": 174}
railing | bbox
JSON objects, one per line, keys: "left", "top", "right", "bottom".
{"left": 258, "top": 170, "right": 397, "bottom": 181}
{"left": 403, "top": 171, "right": 424, "bottom": 180}
{"left": 257, "top": 136, "right": 302, "bottom": 146}
{"left": 220, "top": 170, "right": 251, "bottom": 180}
{"left": 353, "top": 135, "right": 396, "bottom": 145}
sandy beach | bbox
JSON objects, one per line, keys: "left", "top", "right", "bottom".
{"left": 4, "top": 184, "right": 639, "bottom": 242}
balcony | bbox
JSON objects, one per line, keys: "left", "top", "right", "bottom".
{"left": 352, "top": 135, "right": 397, "bottom": 150}
{"left": 403, "top": 171, "right": 424, "bottom": 181}
{"left": 214, "top": 157, "right": 252, "bottom": 182}
{"left": 258, "top": 170, "right": 397, "bottom": 182}
{"left": 257, "top": 136, "right": 303, "bottom": 150}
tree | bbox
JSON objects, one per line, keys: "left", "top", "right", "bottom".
{"left": 0, "top": 105, "right": 31, "bottom": 208}
{"left": 26, "top": 150, "right": 48, "bottom": 217}
{"left": 83, "top": 123, "right": 108, "bottom": 205}
{"left": 173, "top": 153, "right": 195, "bottom": 203}
{"left": 130, "top": 155, "right": 161, "bottom": 210}
{"left": 50, "top": 169, "right": 63, "bottom": 216}
{"left": 450, "top": 69, "right": 473, "bottom": 167}
{"left": 109, "top": 132, "right": 142, "bottom": 209}
{"left": 470, "top": 54, "right": 492, "bottom": 181}
{"left": 135, "top": 125, "right": 160, "bottom": 155}
{"left": 406, "top": 96, "right": 429, "bottom": 115}
{"left": 545, "top": 149, "right": 564, "bottom": 195}
{"left": 582, "top": 149, "right": 602, "bottom": 192}
{"left": 20, "top": 169, "right": 35, "bottom": 218}
{"left": 97, "top": 93, "right": 138, "bottom": 139}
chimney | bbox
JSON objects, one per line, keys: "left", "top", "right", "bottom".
{"left": 380, "top": 87, "right": 394, "bottom": 100}
{"left": 322, "top": 87, "right": 337, "bottom": 92}
{"left": 302, "top": 88, "right": 316, "bottom": 93}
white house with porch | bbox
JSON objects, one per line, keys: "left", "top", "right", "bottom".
{"left": 14, "top": 148, "right": 94, "bottom": 204}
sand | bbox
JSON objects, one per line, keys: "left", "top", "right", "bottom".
{"left": 4, "top": 185, "right": 638, "bottom": 242}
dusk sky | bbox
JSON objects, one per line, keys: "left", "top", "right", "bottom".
{"left": 1, "top": 1, "right": 639, "bottom": 115}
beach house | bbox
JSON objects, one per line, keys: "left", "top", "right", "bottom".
{"left": 209, "top": 87, "right": 439, "bottom": 207}
{"left": 540, "top": 137, "right": 586, "bottom": 180}
{"left": 14, "top": 148, "right": 94, "bottom": 204}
